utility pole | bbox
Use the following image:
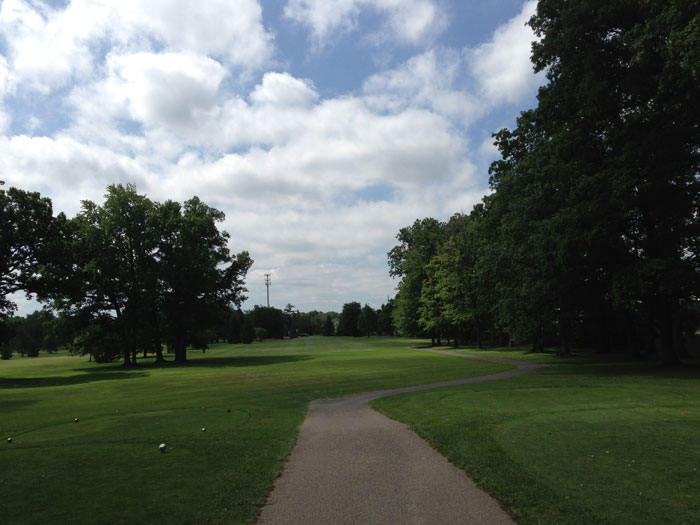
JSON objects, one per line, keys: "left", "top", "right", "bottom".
{"left": 264, "top": 273, "right": 271, "bottom": 307}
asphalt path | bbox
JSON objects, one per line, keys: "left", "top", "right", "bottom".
{"left": 257, "top": 349, "right": 546, "bottom": 524}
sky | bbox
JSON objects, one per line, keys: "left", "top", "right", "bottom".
{"left": 1, "top": 0, "right": 545, "bottom": 315}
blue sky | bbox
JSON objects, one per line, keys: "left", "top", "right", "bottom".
{"left": 0, "top": 0, "right": 544, "bottom": 314}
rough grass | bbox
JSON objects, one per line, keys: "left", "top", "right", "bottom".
{"left": 373, "top": 347, "right": 700, "bottom": 524}
{"left": 0, "top": 337, "right": 506, "bottom": 524}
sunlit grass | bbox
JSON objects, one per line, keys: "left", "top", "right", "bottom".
{"left": 373, "top": 348, "right": 700, "bottom": 524}
{"left": 0, "top": 337, "right": 506, "bottom": 524}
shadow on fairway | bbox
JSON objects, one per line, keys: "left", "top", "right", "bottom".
{"left": 550, "top": 359, "right": 700, "bottom": 380}
{"left": 177, "top": 354, "right": 311, "bottom": 369}
{"left": 74, "top": 354, "right": 311, "bottom": 371}
{"left": 0, "top": 370, "right": 148, "bottom": 389}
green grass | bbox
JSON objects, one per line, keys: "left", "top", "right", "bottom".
{"left": 373, "top": 347, "right": 700, "bottom": 524}
{"left": 0, "top": 337, "right": 507, "bottom": 524}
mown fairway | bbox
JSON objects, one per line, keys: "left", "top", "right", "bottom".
{"left": 374, "top": 349, "right": 700, "bottom": 524}
{"left": 0, "top": 337, "right": 507, "bottom": 524}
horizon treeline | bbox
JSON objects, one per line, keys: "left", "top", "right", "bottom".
{"left": 389, "top": 0, "right": 699, "bottom": 365}
{"left": 1, "top": 183, "right": 252, "bottom": 365}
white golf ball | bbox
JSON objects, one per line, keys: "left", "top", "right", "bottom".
{"left": 74, "top": 418, "right": 79, "bottom": 422}
{"left": 7, "top": 437, "right": 11, "bottom": 443}
{"left": 159, "top": 443, "right": 166, "bottom": 452}
{"left": 201, "top": 427, "right": 206, "bottom": 432}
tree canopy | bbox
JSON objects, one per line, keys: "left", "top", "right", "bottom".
{"left": 2, "top": 183, "right": 252, "bottom": 364}
{"left": 389, "top": 0, "right": 700, "bottom": 363}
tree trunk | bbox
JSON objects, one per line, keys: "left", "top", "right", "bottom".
{"left": 173, "top": 324, "right": 187, "bottom": 363}
{"left": 474, "top": 319, "right": 482, "bottom": 349}
{"left": 658, "top": 310, "right": 681, "bottom": 366}
{"left": 174, "top": 339, "right": 187, "bottom": 363}
{"left": 153, "top": 340, "right": 164, "bottom": 363}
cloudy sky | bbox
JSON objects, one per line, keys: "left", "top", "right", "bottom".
{"left": 1, "top": 0, "right": 544, "bottom": 315}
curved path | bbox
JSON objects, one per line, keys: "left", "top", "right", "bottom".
{"left": 257, "top": 349, "right": 546, "bottom": 525}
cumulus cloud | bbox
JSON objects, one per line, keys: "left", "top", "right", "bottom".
{"left": 363, "top": 48, "right": 482, "bottom": 125}
{"left": 250, "top": 72, "right": 319, "bottom": 108}
{"left": 0, "top": 0, "right": 273, "bottom": 93}
{"left": 0, "top": 1, "right": 544, "bottom": 312}
{"left": 101, "top": 52, "right": 226, "bottom": 129}
{"left": 284, "top": 0, "right": 447, "bottom": 46}
{"left": 361, "top": 0, "right": 542, "bottom": 135}
{"left": 467, "top": 0, "right": 542, "bottom": 104}
{"left": 0, "top": 56, "right": 10, "bottom": 133}
{"left": 0, "top": 134, "right": 150, "bottom": 216}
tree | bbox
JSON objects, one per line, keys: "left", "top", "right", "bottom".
{"left": 338, "top": 302, "right": 362, "bottom": 337}
{"left": 284, "top": 303, "right": 299, "bottom": 338}
{"left": 388, "top": 218, "right": 445, "bottom": 337}
{"left": 358, "top": 304, "right": 378, "bottom": 337}
{"left": 423, "top": 212, "right": 491, "bottom": 349}
{"left": 323, "top": 314, "right": 335, "bottom": 336}
{"left": 0, "top": 187, "right": 56, "bottom": 350}
{"left": 5, "top": 310, "right": 55, "bottom": 357}
{"left": 377, "top": 299, "right": 395, "bottom": 336}
{"left": 241, "top": 312, "right": 256, "bottom": 344}
{"left": 45, "top": 184, "right": 161, "bottom": 365}
{"left": 157, "top": 196, "right": 252, "bottom": 362}
{"left": 249, "top": 306, "right": 286, "bottom": 339}
{"left": 42, "top": 185, "right": 252, "bottom": 364}
{"left": 524, "top": 0, "right": 700, "bottom": 362}
{"left": 0, "top": 187, "right": 55, "bottom": 317}
{"left": 297, "top": 310, "right": 328, "bottom": 335}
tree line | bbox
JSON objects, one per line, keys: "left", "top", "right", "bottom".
{"left": 389, "top": 0, "right": 699, "bottom": 365}
{"left": 1, "top": 183, "right": 252, "bottom": 365}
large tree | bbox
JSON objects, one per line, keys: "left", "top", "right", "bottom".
{"left": 46, "top": 184, "right": 161, "bottom": 365}
{"left": 388, "top": 218, "right": 445, "bottom": 338}
{"left": 0, "top": 187, "right": 56, "bottom": 318}
{"left": 524, "top": 0, "right": 700, "bottom": 363}
{"left": 424, "top": 211, "right": 491, "bottom": 349}
{"left": 338, "top": 301, "right": 362, "bottom": 337}
{"left": 42, "top": 185, "right": 252, "bottom": 364}
{"left": 157, "top": 197, "right": 252, "bottom": 362}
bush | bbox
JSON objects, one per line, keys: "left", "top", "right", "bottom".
{"left": 255, "top": 327, "right": 268, "bottom": 342}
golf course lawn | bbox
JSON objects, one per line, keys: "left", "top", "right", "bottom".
{"left": 373, "top": 348, "right": 700, "bottom": 524}
{"left": 0, "top": 337, "right": 507, "bottom": 524}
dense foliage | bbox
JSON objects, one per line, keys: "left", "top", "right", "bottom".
{"left": 1, "top": 184, "right": 252, "bottom": 363}
{"left": 389, "top": 0, "right": 700, "bottom": 363}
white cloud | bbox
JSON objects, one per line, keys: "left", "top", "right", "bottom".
{"left": 363, "top": 48, "right": 482, "bottom": 126}
{"left": 284, "top": 0, "right": 446, "bottom": 47}
{"left": 0, "top": 0, "right": 273, "bottom": 93}
{"left": 104, "top": 52, "right": 227, "bottom": 129}
{"left": 467, "top": 0, "right": 542, "bottom": 105}
{"left": 373, "top": 0, "right": 447, "bottom": 45}
{"left": 250, "top": 72, "right": 319, "bottom": 108}
{"left": 0, "top": 1, "right": 545, "bottom": 314}
{"left": 0, "top": 134, "right": 150, "bottom": 216}
{"left": 0, "top": 56, "right": 10, "bottom": 133}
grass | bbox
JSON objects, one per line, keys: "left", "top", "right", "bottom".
{"left": 0, "top": 337, "right": 507, "bottom": 524}
{"left": 373, "top": 347, "right": 700, "bottom": 524}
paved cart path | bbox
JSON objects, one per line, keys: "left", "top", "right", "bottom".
{"left": 257, "top": 349, "right": 546, "bottom": 525}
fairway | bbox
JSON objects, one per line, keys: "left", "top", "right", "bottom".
{"left": 0, "top": 337, "right": 507, "bottom": 524}
{"left": 374, "top": 349, "right": 700, "bottom": 524}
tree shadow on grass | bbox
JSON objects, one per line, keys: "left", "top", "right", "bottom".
{"left": 71, "top": 354, "right": 311, "bottom": 372}
{"left": 0, "top": 355, "right": 312, "bottom": 389}
{"left": 165, "top": 354, "right": 311, "bottom": 369}
{"left": 0, "top": 370, "right": 149, "bottom": 389}
{"left": 541, "top": 358, "right": 700, "bottom": 380}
